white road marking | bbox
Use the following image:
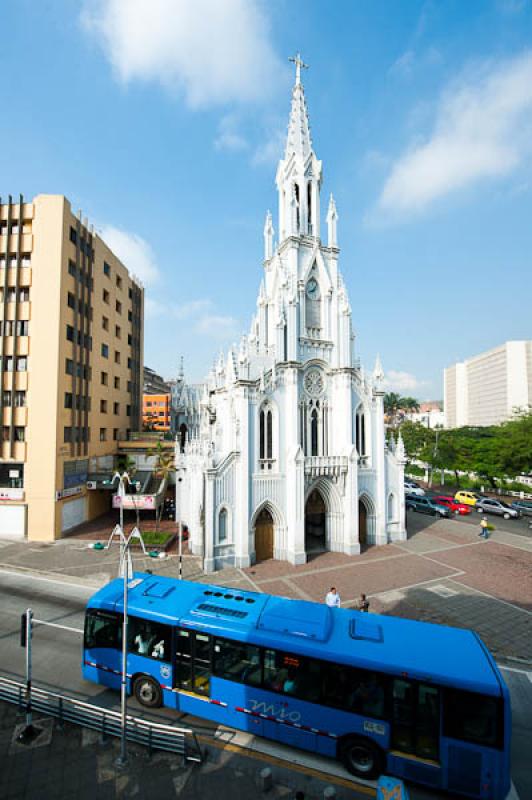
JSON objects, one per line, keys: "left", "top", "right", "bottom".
{"left": 499, "top": 665, "right": 532, "bottom": 679}
{"left": 0, "top": 568, "right": 96, "bottom": 593}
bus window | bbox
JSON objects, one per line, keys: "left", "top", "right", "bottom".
{"left": 416, "top": 684, "right": 440, "bottom": 760}
{"left": 213, "top": 639, "right": 261, "bottom": 686}
{"left": 175, "top": 629, "right": 192, "bottom": 690}
{"left": 443, "top": 689, "right": 502, "bottom": 748}
{"left": 193, "top": 633, "right": 211, "bottom": 695}
{"left": 128, "top": 616, "right": 171, "bottom": 661}
{"left": 85, "top": 610, "right": 121, "bottom": 649}
{"left": 391, "top": 679, "right": 415, "bottom": 753}
{"left": 349, "top": 671, "right": 387, "bottom": 719}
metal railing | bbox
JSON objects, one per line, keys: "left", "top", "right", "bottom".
{"left": 0, "top": 675, "right": 202, "bottom": 763}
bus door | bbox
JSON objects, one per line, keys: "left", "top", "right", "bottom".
{"left": 391, "top": 679, "right": 440, "bottom": 763}
{"left": 174, "top": 629, "right": 212, "bottom": 696}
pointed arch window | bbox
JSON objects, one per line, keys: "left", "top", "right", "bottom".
{"left": 355, "top": 408, "right": 367, "bottom": 460}
{"left": 294, "top": 183, "right": 300, "bottom": 232}
{"left": 259, "top": 404, "right": 275, "bottom": 469}
{"left": 311, "top": 408, "right": 318, "bottom": 456}
{"left": 219, "top": 508, "right": 228, "bottom": 542}
{"left": 307, "top": 181, "right": 312, "bottom": 235}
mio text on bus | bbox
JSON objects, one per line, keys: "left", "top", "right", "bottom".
{"left": 82, "top": 574, "right": 511, "bottom": 799}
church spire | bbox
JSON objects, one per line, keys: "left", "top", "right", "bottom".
{"left": 276, "top": 53, "right": 322, "bottom": 243}
{"left": 285, "top": 53, "right": 312, "bottom": 161}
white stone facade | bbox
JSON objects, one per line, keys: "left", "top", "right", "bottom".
{"left": 176, "top": 63, "right": 407, "bottom": 571}
{"left": 444, "top": 341, "right": 532, "bottom": 428}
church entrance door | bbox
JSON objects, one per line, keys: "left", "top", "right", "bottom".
{"left": 358, "top": 499, "right": 368, "bottom": 546}
{"left": 255, "top": 508, "right": 274, "bottom": 562}
{"left": 305, "top": 489, "right": 326, "bottom": 555}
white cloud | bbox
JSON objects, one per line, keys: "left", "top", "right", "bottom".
{"left": 377, "top": 51, "right": 532, "bottom": 217}
{"left": 99, "top": 225, "right": 160, "bottom": 285}
{"left": 194, "top": 313, "right": 240, "bottom": 338}
{"left": 390, "top": 50, "right": 415, "bottom": 78}
{"left": 384, "top": 370, "right": 427, "bottom": 393}
{"left": 174, "top": 299, "right": 213, "bottom": 320}
{"left": 214, "top": 115, "right": 249, "bottom": 152}
{"left": 252, "top": 126, "right": 286, "bottom": 166}
{"left": 81, "top": 0, "right": 283, "bottom": 109}
{"left": 144, "top": 297, "right": 169, "bottom": 318}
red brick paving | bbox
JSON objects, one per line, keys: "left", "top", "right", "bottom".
{"left": 290, "top": 553, "right": 460, "bottom": 605}
{"left": 426, "top": 541, "right": 532, "bottom": 611}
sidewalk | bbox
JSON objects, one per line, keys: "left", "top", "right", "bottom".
{"left": 0, "top": 510, "right": 531, "bottom": 662}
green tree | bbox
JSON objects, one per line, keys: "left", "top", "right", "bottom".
{"left": 400, "top": 421, "right": 434, "bottom": 462}
{"left": 148, "top": 440, "right": 175, "bottom": 531}
{"left": 497, "top": 409, "right": 532, "bottom": 477}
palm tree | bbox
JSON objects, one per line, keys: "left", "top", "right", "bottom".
{"left": 384, "top": 392, "right": 402, "bottom": 425}
{"left": 400, "top": 396, "right": 420, "bottom": 414}
{"left": 147, "top": 440, "right": 175, "bottom": 531}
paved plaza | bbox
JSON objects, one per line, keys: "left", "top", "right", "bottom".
{"left": 0, "top": 510, "right": 531, "bottom": 662}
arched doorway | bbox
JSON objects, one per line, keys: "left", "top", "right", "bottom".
{"left": 305, "top": 489, "right": 326, "bottom": 554}
{"left": 255, "top": 508, "right": 274, "bottom": 562}
{"left": 358, "top": 499, "right": 368, "bottom": 546}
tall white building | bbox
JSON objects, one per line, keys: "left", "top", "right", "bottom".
{"left": 444, "top": 341, "right": 532, "bottom": 428}
{"left": 177, "top": 58, "right": 407, "bottom": 571}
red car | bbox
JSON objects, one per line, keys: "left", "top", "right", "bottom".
{"left": 431, "top": 495, "right": 472, "bottom": 515}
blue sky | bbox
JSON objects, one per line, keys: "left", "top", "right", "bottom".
{"left": 2, "top": 0, "right": 532, "bottom": 399}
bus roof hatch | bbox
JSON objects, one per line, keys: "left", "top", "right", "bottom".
{"left": 258, "top": 598, "right": 332, "bottom": 642}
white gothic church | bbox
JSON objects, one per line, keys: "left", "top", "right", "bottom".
{"left": 176, "top": 57, "right": 407, "bottom": 572}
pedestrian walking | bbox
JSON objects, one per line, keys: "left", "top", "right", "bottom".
{"left": 479, "top": 516, "right": 489, "bottom": 539}
{"left": 325, "top": 587, "right": 341, "bottom": 607}
{"left": 357, "top": 593, "right": 370, "bottom": 612}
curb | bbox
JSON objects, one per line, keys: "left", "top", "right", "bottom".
{"left": 0, "top": 563, "right": 109, "bottom": 589}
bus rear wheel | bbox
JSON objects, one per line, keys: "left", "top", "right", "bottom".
{"left": 339, "top": 735, "right": 383, "bottom": 779}
{"left": 133, "top": 675, "right": 162, "bottom": 708}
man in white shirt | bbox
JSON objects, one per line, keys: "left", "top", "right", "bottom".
{"left": 325, "top": 587, "right": 341, "bottom": 608}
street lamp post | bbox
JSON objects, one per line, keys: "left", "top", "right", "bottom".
{"left": 176, "top": 466, "right": 184, "bottom": 580}
{"left": 112, "top": 471, "right": 130, "bottom": 768}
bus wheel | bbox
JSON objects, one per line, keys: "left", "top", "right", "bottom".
{"left": 133, "top": 675, "right": 162, "bottom": 708}
{"left": 339, "top": 736, "right": 383, "bottom": 779}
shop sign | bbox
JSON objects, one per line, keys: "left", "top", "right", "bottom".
{"left": 113, "top": 494, "right": 156, "bottom": 510}
{"left": 55, "top": 486, "right": 83, "bottom": 501}
{"left": 0, "top": 488, "right": 24, "bottom": 500}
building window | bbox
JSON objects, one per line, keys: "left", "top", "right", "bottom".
{"left": 99, "top": 428, "right": 107, "bottom": 442}
{"left": 127, "top": 334, "right": 132, "bottom": 345}
{"left": 126, "top": 405, "right": 131, "bottom": 416}
{"left": 4, "top": 357, "right": 13, "bottom": 372}
{"left": 116, "top": 300, "right": 122, "bottom": 314}
{"left": 113, "top": 428, "right": 119, "bottom": 441}
{"left": 259, "top": 405, "right": 274, "bottom": 463}
{"left": 64, "top": 427, "right": 72, "bottom": 443}
{"left": 101, "top": 343, "right": 109, "bottom": 358}
{"left": 16, "top": 320, "right": 29, "bottom": 336}
{"left": 127, "top": 381, "right": 132, "bottom": 392}
{"left": 100, "top": 399, "right": 107, "bottom": 413}
{"left": 103, "top": 262, "right": 111, "bottom": 277}
{"left": 67, "top": 292, "right": 76, "bottom": 310}
{"left": 113, "top": 402, "right": 120, "bottom": 415}
{"left": 114, "top": 351, "right": 120, "bottom": 365}
{"left": 116, "top": 275, "right": 122, "bottom": 289}
{"left": 219, "top": 508, "right": 228, "bottom": 542}
{"left": 103, "top": 289, "right": 110, "bottom": 304}
{"left": 15, "top": 427, "right": 25, "bottom": 442}
{"left": 2, "top": 427, "right": 9, "bottom": 442}
{"left": 127, "top": 357, "right": 132, "bottom": 369}
{"left": 15, "top": 391, "right": 26, "bottom": 407}
{"left": 19, "top": 288, "right": 29, "bottom": 302}
{"left": 66, "top": 325, "right": 74, "bottom": 342}
{"left": 355, "top": 409, "right": 367, "bottom": 457}
{"left": 114, "top": 376, "right": 120, "bottom": 390}
{"left": 65, "top": 393, "right": 73, "bottom": 409}
{"left": 101, "top": 371, "right": 108, "bottom": 386}
{"left": 102, "top": 316, "right": 109, "bottom": 331}
{"left": 16, "top": 357, "right": 27, "bottom": 372}
{"left": 128, "top": 310, "right": 132, "bottom": 322}
{"left": 66, "top": 359, "right": 74, "bottom": 375}
{"left": 115, "top": 325, "right": 121, "bottom": 339}
{"left": 2, "top": 391, "right": 11, "bottom": 405}
{"left": 68, "top": 260, "right": 76, "bottom": 278}
{"left": 70, "top": 227, "right": 77, "bottom": 244}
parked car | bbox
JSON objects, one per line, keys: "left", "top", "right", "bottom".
{"left": 474, "top": 498, "right": 520, "bottom": 520}
{"left": 454, "top": 490, "right": 484, "bottom": 507}
{"left": 431, "top": 495, "right": 472, "bottom": 515}
{"left": 510, "top": 499, "right": 532, "bottom": 517}
{"left": 405, "top": 494, "right": 450, "bottom": 518}
{"left": 404, "top": 480, "right": 425, "bottom": 497}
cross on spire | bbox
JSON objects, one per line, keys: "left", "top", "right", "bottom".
{"left": 289, "top": 52, "right": 308, "bottom": 86}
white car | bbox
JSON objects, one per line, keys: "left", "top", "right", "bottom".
{"left": 404, "top": 480, "right": 425, "bottom": 496}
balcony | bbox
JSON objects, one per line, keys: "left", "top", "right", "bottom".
{"left": 304, "top": 455, "right": 348, "bottom": 481}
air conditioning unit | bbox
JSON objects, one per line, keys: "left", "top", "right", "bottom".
{"left": 86, "top": 481, "right": 97, "bottom": 490}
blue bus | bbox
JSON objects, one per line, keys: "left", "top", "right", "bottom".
{"left": 83, "top": 574, "right": 511, "bottom": 799}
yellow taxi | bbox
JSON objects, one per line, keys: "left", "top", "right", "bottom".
{"left": 454, "top": 490, "right": 483, "bottom": 507}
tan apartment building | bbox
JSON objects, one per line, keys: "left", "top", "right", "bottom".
{"left": 0, "top": 193, "right": 143, "bottom": 541}
{"left": 444, "top": 340, "right": 532, "bottom": 428}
